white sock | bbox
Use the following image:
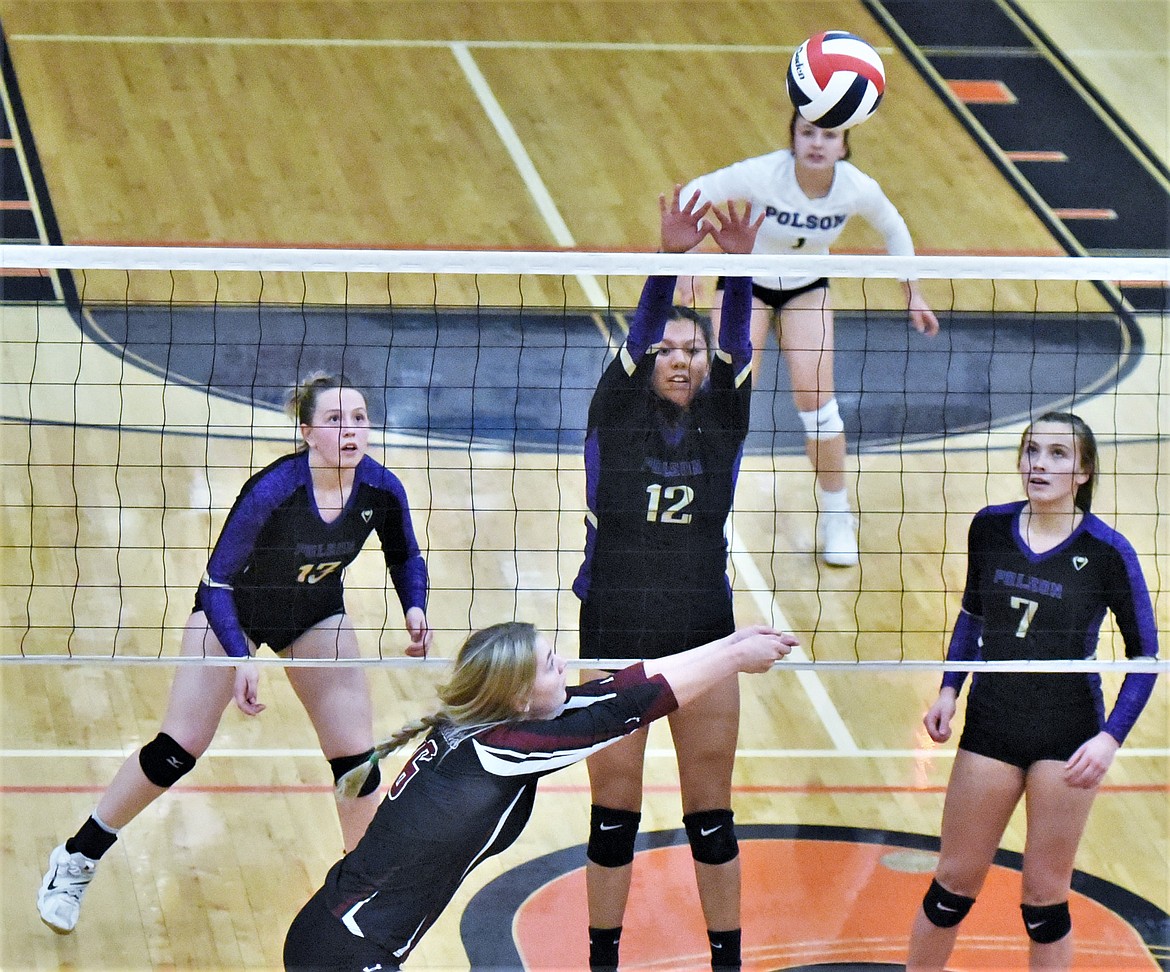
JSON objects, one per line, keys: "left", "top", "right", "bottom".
{"left": 816, "top": 486, "right": 851, "bottom": 514}
{"left": 91, "top": 810, "right": 120, "bottom": 835}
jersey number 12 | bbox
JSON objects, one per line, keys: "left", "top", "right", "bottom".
{"left": 646, "top": 483, "right": 694, "bottom": 524}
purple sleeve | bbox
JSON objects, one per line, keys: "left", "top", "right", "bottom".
{"left": 940, "top": 608, "right": 982, "bottom": 694}
{"left": 197, "top": 585, "right": 250, "bottom": 658}
{"left": 625, "top": 275, "right": 677, "bottom": 359}
{"left": 941, "top": 514, "right": 987, "bottom": 692}
{"left": 1101, "top": 532, "right": 1159, "bottom": 744}
{"left": 717, "top": 276, "right": 752, "bottom": 375}
{"left": 198, "top": 464, "right": 300, "bottom": 658}
{"left": 369, "top": 466, "right": 428, "bottom": 614}
{"left": 1103, "top": 672, "right": 1157, "bottom": 744}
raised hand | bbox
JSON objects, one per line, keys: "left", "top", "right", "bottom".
{"left": 709, "top": 200, "right": 765, "bottom": 255}
{"left": 660, "top": 184, "right": 713, "bottom": 254}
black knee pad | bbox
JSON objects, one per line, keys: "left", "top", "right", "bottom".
{"left": 328, "top": 750, "right": 382, "bottom": 797}
{"left": 587, "top": 805, "right": 641, "bottom": 868}
{"left": 921, "top": 878, "right": 975, "bottom": 928}
{"left": 683, "top": 809, "right": 738, "bottom": 866}
{"left": 1021, "top": 901, "right": 1071, "bottom": 944}
{"left": 139, "top": 732, "right": 197, "bottom": 788}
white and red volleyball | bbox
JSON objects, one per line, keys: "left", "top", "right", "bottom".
{"left": 786, "top": 30, "right": 885, "bottom": 130}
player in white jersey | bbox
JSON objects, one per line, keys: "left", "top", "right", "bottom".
{"left": 683, "top": 112, "right": 940, "bottom": 566}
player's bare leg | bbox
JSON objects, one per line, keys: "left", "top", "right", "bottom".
{"left": 907, "top": 750, "right": 1024, "bottom": 971}
{"left": 285, "top": 615, "right": 378, "bottom": 852}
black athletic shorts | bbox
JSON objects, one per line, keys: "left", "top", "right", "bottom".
{"left": 715, "top": 276, "right": 829, "bottom": 310}
{"left": 579, "top": 597, "right": 735, "bottom": 662}
{"left": 958, "top": 703, "right": 1100, "bottom": 770}
{"left": 284, "top": 887, "right": 401, "bottom": 971}
{"left": 192, "top": 589, "right": 345, "bottom": 653}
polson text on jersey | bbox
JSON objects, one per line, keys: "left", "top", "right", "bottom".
{"left": 644, "top": 457, "right": 705, "bottom": 479}
{"left": 993, "top": 569, "right": 1063, "bottom": 599}
{"left": 764, "top": 208, "right": 848, "bottom": 230}
{"left": 296, "top": 540, "right": 360, "bottom": 559}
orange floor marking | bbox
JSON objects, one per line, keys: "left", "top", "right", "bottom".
{"left": 948, "top": 79, "right": 1018, "bottom": 104}
{"left": 514, "top": 839, "right": 1157, "bottom": 970}
{"left": 1054, "top": 208, "right": 1118, "bottom": 220}
{"left": 1007, "top": 150, "right": 1069, "bottom": 162}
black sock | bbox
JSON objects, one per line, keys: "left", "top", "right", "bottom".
{"left": 66, "top": 816, "right": 118, "bottom": 861}
{"left": 588, "top": 925, "right": 621, "bottom": 970}
{"left": 708, "top": 928, "right": 741, "bottom": 969}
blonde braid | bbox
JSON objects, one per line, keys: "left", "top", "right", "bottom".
{"left": 334, "top": 713, "right": 444, "bottom": 800}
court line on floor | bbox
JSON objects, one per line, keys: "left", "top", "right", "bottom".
{"left": 4, "top": 781, "right": 1164, "bottom": 795}
{"left": 9, "top": 34, "right": 808, "bottom": 54}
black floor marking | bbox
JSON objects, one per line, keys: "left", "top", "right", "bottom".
{"left": 83, "top": 303, "right": 1132, "bottom": 454}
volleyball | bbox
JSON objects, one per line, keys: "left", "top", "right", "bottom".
{"left": 786, "top": 30, "right": 885, "bottom": 130}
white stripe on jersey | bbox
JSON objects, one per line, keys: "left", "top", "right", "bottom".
{"left": 341, "top": 891, "right": 375, "bottom": 937}
{"left": 200, "top": 571, "right": 232, "bottom": 590}
{"left": 470, "top": 691, "right": 627, "bottom": 776}
{"left": 471, "top": 733, "right": 625, "bottom": 776}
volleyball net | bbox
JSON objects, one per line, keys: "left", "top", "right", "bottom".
{"left": 1, "top": 245, "right": 1166, "bottom": 672}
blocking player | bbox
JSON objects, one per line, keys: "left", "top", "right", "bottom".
{"left": 573, "top": 186, "right": 763, "bottom": 971}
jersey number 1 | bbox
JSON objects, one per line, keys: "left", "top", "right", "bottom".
{"left": 646, "top": 483, "right": 694, "bottom": 524}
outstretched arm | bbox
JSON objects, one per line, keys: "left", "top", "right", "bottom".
{"left": 644, "top": 625, "right": 797, "bottom": 708}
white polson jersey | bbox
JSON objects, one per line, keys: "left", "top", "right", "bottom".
{"left": 684, "top": 149, "right": 916, "bottom": 290}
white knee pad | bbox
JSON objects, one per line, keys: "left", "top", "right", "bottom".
{"left": 798, "top": 399, "right": 844, "bottom": 441}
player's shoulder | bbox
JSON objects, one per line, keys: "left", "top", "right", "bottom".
{"left": 1078, "top": 511, "right": 1138, "bottom": 559}
{"left": 967, "top": 501, "right": 1022, "bottom": 544}
{"left": 713, "top": 148, "right": 793, "bottom": 177}
{"left": 753, "top": 148, "right": 794, "bottom": 175}
{"left": 974, "top": 500, "right": 1024, "bottom": 522}
{"left": 356, "top": 454, "right": 407, "bottom": 496}
{"left": 833, "top": 159, "right": 882, "bottom": 193}
{"left": 239, "top": 451, "right": 306, "bottom": 503}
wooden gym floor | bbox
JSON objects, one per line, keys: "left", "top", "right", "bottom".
{"left": 0, "top": 2, "right": 1166, "bottom": 970}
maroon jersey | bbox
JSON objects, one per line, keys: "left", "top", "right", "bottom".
{"left": 288, "top": 664, "right": 676, "bottom": 967}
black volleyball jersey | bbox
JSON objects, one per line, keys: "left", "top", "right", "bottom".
{"left": 316, "top": 664, "right": 677, "bottom": 962}
{"left": 196, "top": 451, "right": 427, "bottom": 657}
{"left": 572, "top": 275, "right": 752, "bottom": 640}
{"left": 946, "top": 501, "right": 1158, "bottom": 742}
